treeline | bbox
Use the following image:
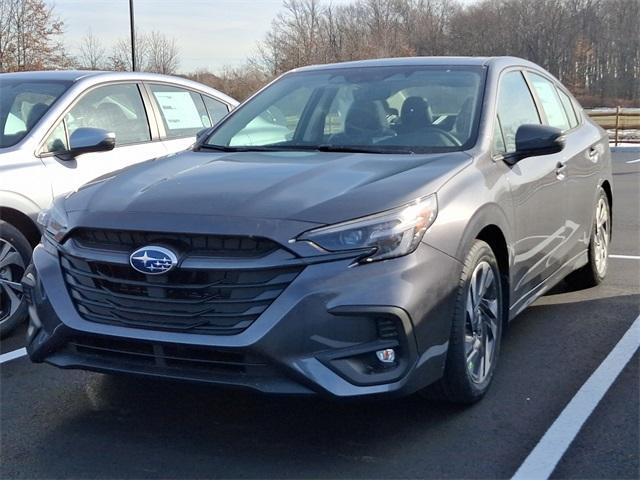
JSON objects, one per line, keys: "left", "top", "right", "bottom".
{"left": 0, "top": 0, "right": 180, "bottom": 74}
{"left": 200, "top": 0, "right": 639, "bottom": 106}
{"left": 2, "top": 0, "right": 638, "bottom": 106}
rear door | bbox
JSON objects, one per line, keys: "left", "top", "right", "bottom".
{"left": 495, "top": 70, "right": 568, "bottom": 307}
{"left": 145, "top": 83, "right": 229, "bottom": 154}
{"left": 39, "top": 82, "right": 167, "bottom": 196}
{"left": 525, "top": 72, "right": 601, "bottom": 261}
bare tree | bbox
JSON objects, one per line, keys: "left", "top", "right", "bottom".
{"left": 78, "top": 30, "right": 106, "bottom": 70}
{"left": 146, "top": 30, "right": 180, "bottom": 74}
{"left": 0, "top": 0, "right": 17, "bottom": 71}
{"left": 109, "top": 34, "right": 148, "bottom": 71}
{"left": 0, "top": 0, "right": 69, "bottom": 72}
{"left": 107, "top": 31, "right": 178, "bottom": 74}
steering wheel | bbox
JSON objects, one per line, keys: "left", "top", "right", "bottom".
{"left": 380, "top": 127, "right": 462, "bottom": 148}
{"left": 419, "top": 126, "right": 463, "bottom": 147}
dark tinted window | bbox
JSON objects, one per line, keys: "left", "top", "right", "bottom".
{"left": 527, "top": 73, "right": 570, "bottom": 131}
{"left": 149, "top": 84, "right": 211, "bottom": 138}
{"left": 496, "top": 71, "right": 541, "bottom": 153}
{"left": 0, "top": 79, "right": 71, "bottom": 148}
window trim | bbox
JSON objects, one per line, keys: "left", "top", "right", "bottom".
{"left": 142, "top": 81, "right": 233, "bottom": 141}
{"left": 37, "top": 80, "right": 157, "bottom": 158}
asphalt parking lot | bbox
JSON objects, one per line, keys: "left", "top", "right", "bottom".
{"left": 1, "top": 150, "right": 638, "bottom": 479}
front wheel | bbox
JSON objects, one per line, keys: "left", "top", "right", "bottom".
{"left": 0, "top": 221, "right": 32, "bottom": 337}
{"left": 424, "top": 240, "right": 504, "bottom": 404}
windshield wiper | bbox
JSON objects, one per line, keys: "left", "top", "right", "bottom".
{"left": 197, "top": 144, "right": 414, "bottom": 154}
{"left": 197, "top": 144, "right": 288, "bottom": 152}
{"left": 315, "top": 145, "right": 414, "bottom": 154}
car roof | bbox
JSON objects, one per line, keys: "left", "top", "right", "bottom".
{"left": 1, "top": 70, "right": 238, "bottom": 105}
{"left": 0, "top": 70, "right": 100, "bottom": 82}
{"left": 292, "top": 56, "right": 540, "bottom": 72}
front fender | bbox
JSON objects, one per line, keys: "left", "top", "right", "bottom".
{"left": 0, "top": 190, "right": 46, "bottom": 224}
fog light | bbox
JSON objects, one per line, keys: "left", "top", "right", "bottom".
{"left": 376, "top": 348, "right": 396, "bottom": 364}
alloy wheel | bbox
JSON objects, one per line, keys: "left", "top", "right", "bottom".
{"left": 0, "top": 238, "right": 26, "bottom": 324}
{"left": 593, "top": 197, "right": 610, "bottom": 277}
{"left": 464, "top": 261, "right": 500, "bottom": 384}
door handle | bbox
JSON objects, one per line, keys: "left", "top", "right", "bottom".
{"left": 556, "top": 161, "right": 567, "bottom": 179}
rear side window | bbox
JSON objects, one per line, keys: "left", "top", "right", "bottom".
{"left": 203, "top": 96, "right": 229, "bottom": 125}
{"left": 526, "top": 73, "right": 570, "bottom": 131}
{"left": 148, "top": 84, "right": 211, "bottom": 139}
{"left": 496, "top": 71, "right": 541, "bottom": 153}
{"left": 556, "top": 87, "right": 579, "bottom": 128}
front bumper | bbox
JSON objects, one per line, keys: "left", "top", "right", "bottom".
{"left": 26, "top": 240, "right": 461, "bottom": 398}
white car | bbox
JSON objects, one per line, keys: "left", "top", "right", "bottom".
{"left": 0, "top": 70, "right": 238, "bottom": 335}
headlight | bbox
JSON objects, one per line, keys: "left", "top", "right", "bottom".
{"left": 298, "top": 194, "right": 437, "bottom": 263}
{"left": 37, "top": 203, "right": 68, "bottom": 243}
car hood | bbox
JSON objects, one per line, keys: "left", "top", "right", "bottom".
{"left": 65, "top": 150, "right": 471, "bottom": 225}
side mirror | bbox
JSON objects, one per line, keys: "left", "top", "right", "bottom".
{"left": 59, "top": 128, "right": 115, "bottom": 160}
{"left": 503, "top": 124, "right": 565, "bottom": 165}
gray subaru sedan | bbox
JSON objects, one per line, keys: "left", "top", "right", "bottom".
{"left": 25, "top": 57, "right": 612, "bottom": 403}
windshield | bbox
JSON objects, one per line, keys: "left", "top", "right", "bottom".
{"left": 0, "top": 79, "right": 72, "bottom": 148}
{"left": 204, "top": 65, "right": 485, "bottom": 154}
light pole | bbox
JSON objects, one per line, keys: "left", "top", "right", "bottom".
{"left": 129, "top": 0, "right": 136, "bottom": 71}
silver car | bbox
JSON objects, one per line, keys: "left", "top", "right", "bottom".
{"left": 0, "top": 70, "right": 238, "bottom": 335}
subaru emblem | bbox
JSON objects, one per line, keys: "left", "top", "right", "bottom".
{"left": 129, "top": 246, "right": 178, "bottom": 275}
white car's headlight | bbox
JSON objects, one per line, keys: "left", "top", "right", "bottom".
{"left": 37, "top": 204, "right": 68, "bottom": 243}
{"left": 298, "top": 194, "right": 437, "bottom": 263}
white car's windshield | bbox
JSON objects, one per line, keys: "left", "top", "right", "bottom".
{"left": 204, "top": 65, "right": 485, "bottom": 154}
{"left": 0, "top": 79, "right": 72, "bottom": 148}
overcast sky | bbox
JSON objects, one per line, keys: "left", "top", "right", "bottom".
{"left": 54, "top": 0, "right": 355, "bottom": 72}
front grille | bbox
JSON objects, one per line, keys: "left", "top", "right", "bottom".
{"left": 72, "top": 228, "right": 279, "bottom": 258}
{"left": 66, "top": 335, "right": 271, "bottom": 375}
{"left": 60, "top": 251, "right": 303, "bottom": 335}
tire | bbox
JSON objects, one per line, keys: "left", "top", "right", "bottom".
{"left": 424, "top": 240, "right": 504, "bottom": 404}
{"left": 566, "top": 187, "right": 610, "bottom": 289}
{"left": 0, "top": 220, "right": 32, "bottom": 338}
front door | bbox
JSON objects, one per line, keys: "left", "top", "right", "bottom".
{"left": 39, "top": 82, "right": 167, "bottom": 197}
{"left": 495, "top": 70, "right": 569, "bottom": 308}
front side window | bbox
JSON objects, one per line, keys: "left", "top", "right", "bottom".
{"left": 496, "top": 71, "right": 541, "bottom": 153}
{"left": 526, "top": 73, "right": 570, "bottom": 131}
{"left": 149, "top": 84, "right": 211, "bottom": 139}
{"left": 64, "top": 83, "right": 150, "bottom": 146}
{"left": 205, "top": 66, "right": 485, "bottom": 154}
{"left": 0, "top": 80, "right": 71, "bottom": 148}
{"left": 43, "top": 122, "right": 68, "bottom": 153}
